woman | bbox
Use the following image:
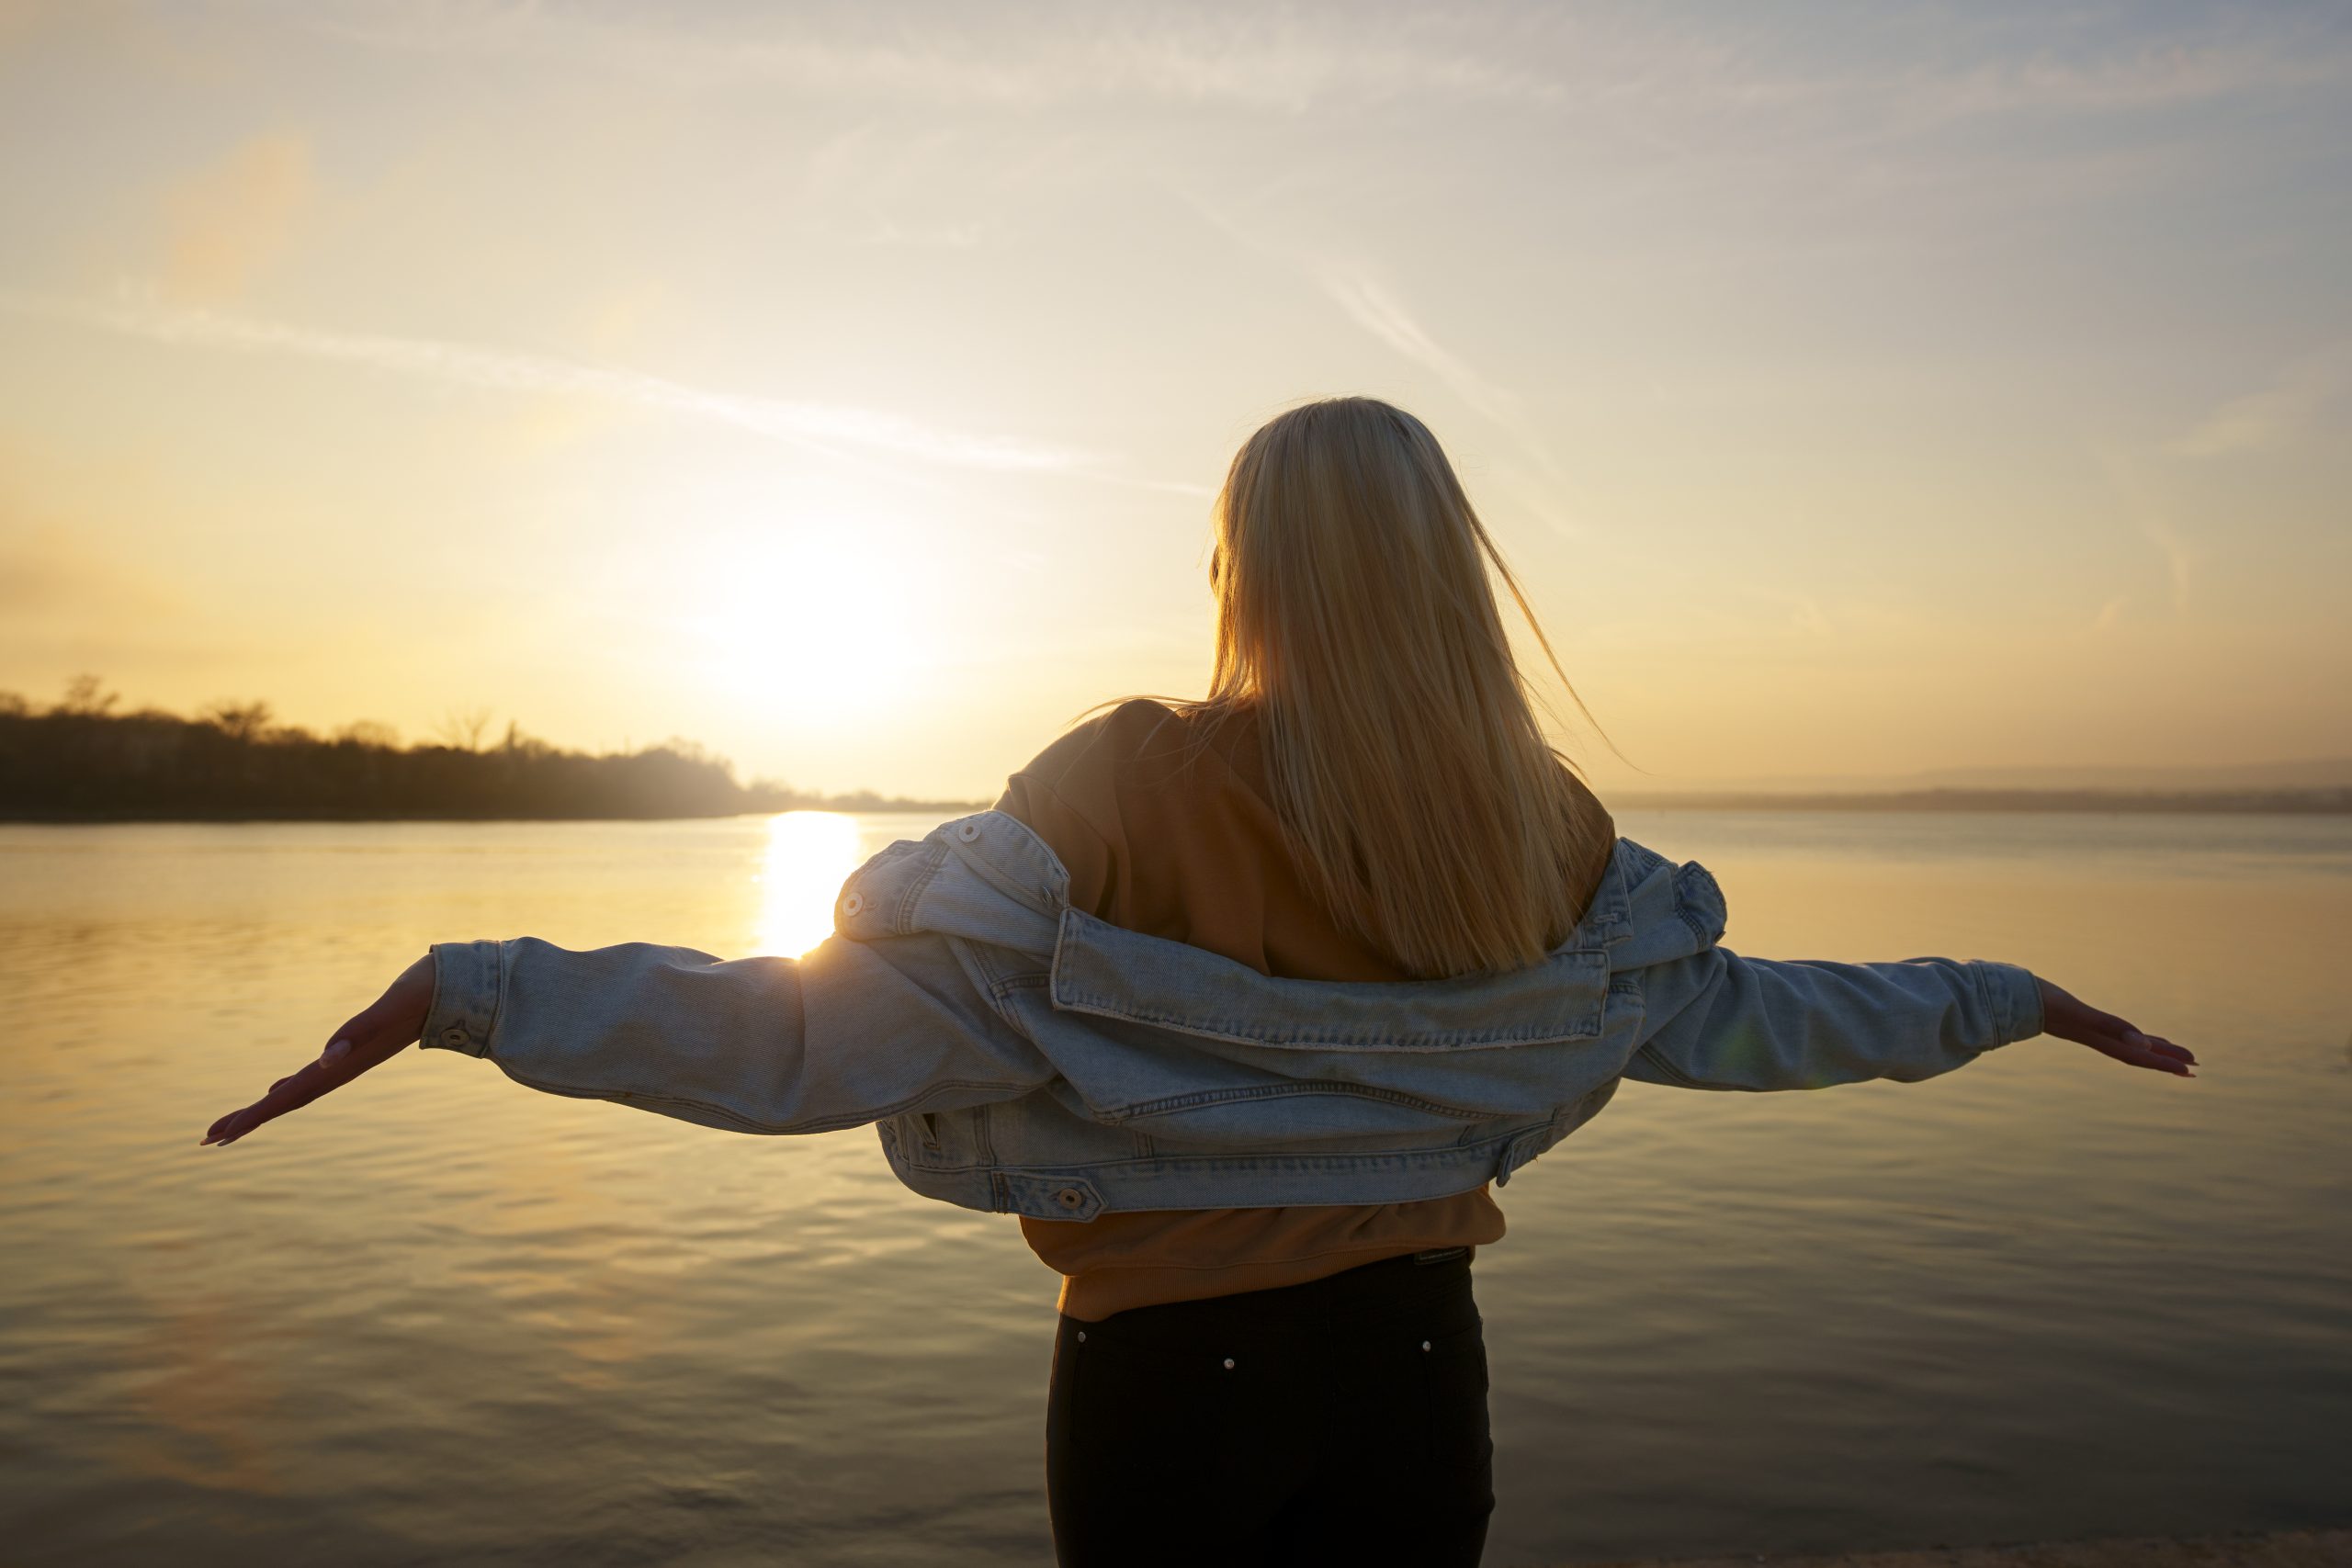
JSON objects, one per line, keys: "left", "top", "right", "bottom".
{"left": 202, "top": 398, "right": 2193, "bottom": 1567}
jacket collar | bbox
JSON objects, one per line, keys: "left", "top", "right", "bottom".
{"left": 838, "top": 808, "right": 1725, "bottom": 988}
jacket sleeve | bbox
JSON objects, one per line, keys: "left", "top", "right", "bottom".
{"left": 1623, "top": 947, "right": 2044, "bottom": 1091}
{"left": 417, "top": 931, "right": 1056, "bottom": 1134}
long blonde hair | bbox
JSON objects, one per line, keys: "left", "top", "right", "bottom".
{"left": 1190, "top": 397, "right": 1601, "bottom": 978}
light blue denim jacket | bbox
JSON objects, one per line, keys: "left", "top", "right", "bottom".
{"left": 420, "top": 810, "right": 2043, "bottom": 1221}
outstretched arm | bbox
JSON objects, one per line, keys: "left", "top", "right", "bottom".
{"left": 1624, "top": 948, "right": 2192, "bottom": 1092}
{"left": 202, "top": 932, "right": 1055, "bottom": 1148}
{"left": 203, "top": 953, "right": 433, "bottom": 1146}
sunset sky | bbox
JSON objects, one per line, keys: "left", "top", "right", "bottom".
{"left": 3, "top": 1, "right": 2347, "bottom": 798}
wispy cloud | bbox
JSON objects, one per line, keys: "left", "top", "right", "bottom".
{"left": 1176, "top": 193, "right": 1572, "bottom": 513}
{"left": 290, "top": 1, "right": 1566, "bottom": 112}
{"left": 2172, "top": 345, "right": 2351, "bottom": 458}
{"left": 2094, "top": 446, "right": 2201, "bottom": 612}
{"left": 1317, "top": 269, "right": 1530, "bottom": 442}
{"left": 284, "top": 2, "right": 2352, "bottom": 124}
{"left": 1311, "top": 263, "right": 1577, "bottom": 527}
{"left": 2143, "top": 517, "right": 2198, "bottom": 611}
{"left": 0, "top": 288, "right": 1091, "bottom": 471}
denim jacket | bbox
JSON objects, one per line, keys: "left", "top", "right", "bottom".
{"left": 420, "top": 810, "right": 2043, "bottom": 1221}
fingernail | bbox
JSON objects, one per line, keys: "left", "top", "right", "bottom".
{"left": 323, "top": 1038, "right": 350, "bottom": 1060}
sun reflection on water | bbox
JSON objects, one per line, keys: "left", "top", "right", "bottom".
{"left": 752, "top": 811, "right": 865, "bottom": 956}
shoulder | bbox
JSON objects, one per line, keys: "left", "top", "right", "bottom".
{"left": 995, "top": 700, "right": 1214, "bottom": 917}
{"left": 1006, "top": 699, "right": 1203, "bottom": 796}
{"left": 1556, "top": 765, "right": 1618, "bottom": 920}
{"left": 1562, "top": 764, "right": 1613, "bottom": 839}
{"left": 996, "top": 697, "right": 1246, "bottom": 869}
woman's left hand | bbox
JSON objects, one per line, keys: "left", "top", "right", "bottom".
{"left": 200, "top": 954, "right": 435, "bottom": 1146}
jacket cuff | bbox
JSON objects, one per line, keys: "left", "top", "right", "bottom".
{"left": 1977, "top": 961, "right": 2044, "bottom": 1045}
{"left": 421, "top": 939, "right": 503, "bottom": 1058}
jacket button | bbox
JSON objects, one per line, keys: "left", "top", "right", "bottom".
{"left": 442, "top": 1026, "right": 469, "bottom": 1047}
{"left": 956, "top": 821, "right": 980, "bottom": 842}
{"left": 1056, "top": 1188, "right": 1084, "bottom": 1209}
{"left": 842, "top": 892, "right": 865, "bottom": 916}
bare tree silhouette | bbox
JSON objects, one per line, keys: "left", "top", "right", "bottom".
{"left": 60, "top": 675, "right": 119, "bottom": 716}
{"left": 433, "top": 705, "right": 493, "bottom": 752}
{"left": 200, "top": 700, "right": 276, "bottom": 744}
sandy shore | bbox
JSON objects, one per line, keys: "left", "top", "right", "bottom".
{"left": 1544, "top": 1529, "right": 2351, "bottom": 1568}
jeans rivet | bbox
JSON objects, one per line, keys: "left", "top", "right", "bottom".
{"left": 1077, "top": 1331, "right": 1086, "bottom": 1342}
{"left": 1421, "top": 1340, "right": 1431, "bottom": 1352}
{"left": 1222, "top": 1358, "right": 1236, "bottom": 1371}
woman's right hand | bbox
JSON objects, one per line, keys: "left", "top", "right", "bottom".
{"left": 2036, "top": 978, "right": 2196, "bottom": 1077}
{"left": 200, "top": 954, "right": 436, "bottom": 1146}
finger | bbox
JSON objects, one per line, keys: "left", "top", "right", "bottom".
{"left": 2086, "top": 1033, "right": 2190, "bottom": 1077}
{"left": 2120, "top": 1041, "right": 2193, "bottom": 1077}
{"left": 201, "top": 1106, "right": 257, "bottom": 1145}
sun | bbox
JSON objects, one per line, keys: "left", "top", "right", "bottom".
{"left": 690, "top": 532, "right": 922, "bottom": 719}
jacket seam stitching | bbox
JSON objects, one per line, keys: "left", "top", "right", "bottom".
{"left": 956, "top": 1133, "right": 1538, "bottom": 1174}
{"left": 891, "top": 843, "right": 948, "bottom": 931}
{"left": 496, "top": 1073, "right": 1034, "bottom": 1136}
{"left": 1633, "top": 1041, "right": 1717, "bottom": 1089}
{"left": 1112, "top": 1081, "right": 1493, "bottom": 1122}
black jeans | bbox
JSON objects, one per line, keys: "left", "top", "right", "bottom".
{"left": 1045, "top": 1248, "right": 1494, "bottom": 1567}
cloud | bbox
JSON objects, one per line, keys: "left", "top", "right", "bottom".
{"left": 0, "top": 288, "right": 1092, "bottom": 471}
{"left": 161, "top": 132, "right": 315, "bottom": 303}
{"left": 285, "top": 2, "right": 2352, "bottom": 125}
{"left": 1317, "top": 269, "right": 1528, "bottom": 439}
{"left": 1310, "top": 264, "right": 1576, "bottom": 517}
{"left": 1899, "top": 30, "right": 2352, "bottom": 121}
{"left": 2142, "top": 518, "right": 2197, "bottom": 611}
{"left": 2172, "top": 345, "right": 2351, "bottom": 458}
{"left": 291, "top": 2, "right": 1566, "bottom": 113}
{"left": 2092, "top": 446, "right": 2200, "bottom": 612}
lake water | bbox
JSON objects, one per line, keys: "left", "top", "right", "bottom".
{"left": 3, "top": 811, "right": 2348, "bottom": 1566}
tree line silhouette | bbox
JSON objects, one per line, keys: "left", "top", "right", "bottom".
{"left": 0, "top": 677, "right": 978, "bottom": 821}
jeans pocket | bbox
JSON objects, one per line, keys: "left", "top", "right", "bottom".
{"left": 1415, "top": 1319, "right": 1495, "bottom": 1478}
{"left": 1061, "top": 1321, "right": 1239, "bottom": 1477}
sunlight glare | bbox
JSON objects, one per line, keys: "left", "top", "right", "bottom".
{"left": 695, "top": 530, "right": 927, "bottom": 722}
{"left": 752, "top": 810, "right": 865, "bottom": 956}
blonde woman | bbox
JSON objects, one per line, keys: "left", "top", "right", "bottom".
{"left": 204, "top": 398, "right": 2192, "bottom": 1567}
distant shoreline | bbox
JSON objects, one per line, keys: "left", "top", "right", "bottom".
{"left": 1617, "top": 787, "right": 2352, "bottom": 815}
{"left": 1555, "top": 1526, "right": 2351, "bottom": 1568}
{"left": 6, "top": 788, "right": 2348, "bottom": 825}
{"left": 11, "top": 692, "right": 2346, "bottom": 824}
{"left": 0, "top": 692, "right": 992, "bottom": 824}
{"left": 0, "top": 800, "right": 989, "bottom": 826}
